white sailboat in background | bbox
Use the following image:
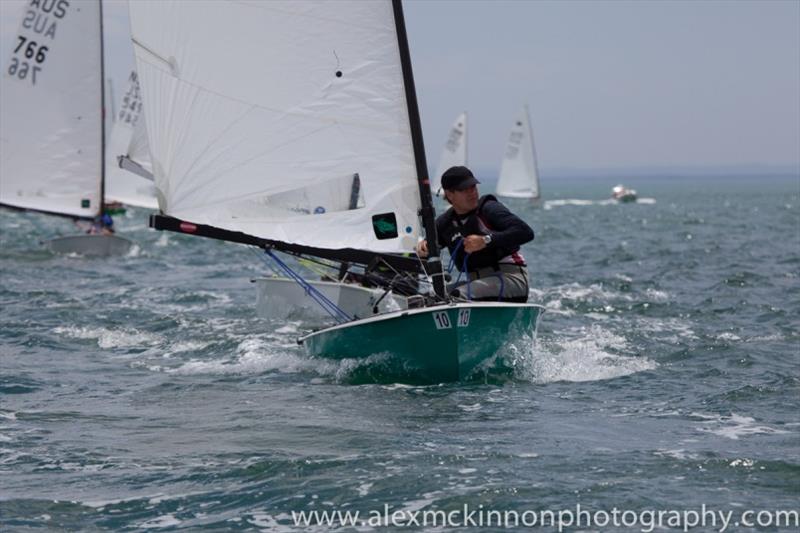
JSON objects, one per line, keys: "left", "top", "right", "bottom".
{"left": 105, "top": 70, "right": 157, "bottom": 210}
{"left": 496, "top": 104, "right": 541, "bottom": 201}
{"left": 129, "top": 0, "right": 543, "bottom": 382}
{"left": 0, "top": 0, "right": 133, "bottom": 256}
{"left": 433, "top": 111, "right": 468, "bottom": 194}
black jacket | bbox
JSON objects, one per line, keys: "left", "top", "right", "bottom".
{"left": 436, "top": 195, "right": 534, "bottom": 272}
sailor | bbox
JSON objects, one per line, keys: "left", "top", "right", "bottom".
{"left": 416, "top": 166, "right": 534, "bottom": 302}
{"left": 86, "top": 213, "right": 115, "bottom": 235}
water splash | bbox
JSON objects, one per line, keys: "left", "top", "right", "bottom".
{"left": 504, "top": 326, "right": 658, "bottom": 383}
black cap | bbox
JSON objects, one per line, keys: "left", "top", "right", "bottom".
{"left": 441, "top": 166, "right": 480, "bottom": 191}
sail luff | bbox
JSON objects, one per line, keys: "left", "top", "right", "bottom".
{"left": 391, "top": 0, "right": 444, "bottom": 296}
{"left": 99, "top": 0, "right": 107, "bottom": 213}
{"left": 525, "top": 104, "right": 541, "bottom": 200}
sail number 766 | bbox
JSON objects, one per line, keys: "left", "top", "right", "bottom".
{"left": 8, "top": 36, "right": 48, "bottom": 85}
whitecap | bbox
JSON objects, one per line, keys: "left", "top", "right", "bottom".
{"left": 247, "top": 513, "right": 295, "bottom": 532}
{"left": 356, "top": 482, "right": 373, "bottom": 497}
{"left": 54, "top": 326, "right": 161, "bottom": 349}
{"left": 511, "top": 326, "right": 658, "bottom": 383}
{"left": 137, "top": 514, "right": 182, "bottom": 529}
{"left": 155, "top": 234, "right": 170, "bottom": 247}
{"left": 654, "top": 449, "right": 699, "bottom": 461}
{"left": 694, "top": 413, "right": 790, "bottom": 440}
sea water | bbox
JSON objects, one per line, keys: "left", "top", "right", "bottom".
{"left": 1, "top": 174, "right": 798, "bottom": 531}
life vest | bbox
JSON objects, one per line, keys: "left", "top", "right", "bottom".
{"left": 437, "top": 195, "right": 526, "bottom": 272}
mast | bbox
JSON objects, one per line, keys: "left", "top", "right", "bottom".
{"left": 391, "top": 0, "right": 445, "bottom": 297}
{"left": 525, "top": 104, "right": 541, "bottom": 201}
{"left": 98, "top": 0, "right": 107, "bottom": 217}
{"left": 463, "top": 112, "right": 469, "bottom": 169}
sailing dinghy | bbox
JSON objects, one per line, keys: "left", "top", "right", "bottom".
{"left": 0, "top": 0, "right": 133, "bottom": 256}
{"left": 130, "top": 0, "right": 543, "bottom": 382}
{"left": 433, "top": 112, "right": 468, "bottom": 195}
{"left": 496, "top": 105, "right": 541, "bottom": 202}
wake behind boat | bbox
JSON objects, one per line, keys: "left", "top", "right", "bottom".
{"left": 130, "top": 0, "right": 544, "bottom": 383}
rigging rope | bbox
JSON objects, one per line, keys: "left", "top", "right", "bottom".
{"left": 257, "top": 248, "right": 353, "bottom": 323}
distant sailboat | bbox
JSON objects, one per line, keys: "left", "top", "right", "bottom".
{"left": 496, "top": 105, "right": 541, "bottom": 201}
{"left": 0, "top": 0, "right": 133, "bottom": 256}
{"left": 130, "top": 0, "right": 543, "bottom": 382}
{"left": 105, "top": 71, "right": 157, "bottom": 210}
{"left": 434, "top": 112, "right": 468, "bottom": 194}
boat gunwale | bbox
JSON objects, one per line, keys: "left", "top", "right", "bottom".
{"left": 297, "top": 301, "right": 545, "bottom": 344}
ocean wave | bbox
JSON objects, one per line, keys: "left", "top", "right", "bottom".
{"left": 53, "top": 326, "right": 161, "bottom": 350}
{"left": 691, "top": 412, "right": 791, "bottom": 440}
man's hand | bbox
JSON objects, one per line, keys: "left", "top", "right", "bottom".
{"left": 463, "top": 234, "right": 488, "bottom": 253}
{"left": 416, "top": 239, "right": 429, "bottom": 257}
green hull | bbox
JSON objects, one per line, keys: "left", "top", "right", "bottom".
{"left": 299, "top": 303, "right": 544, "bottom": 383}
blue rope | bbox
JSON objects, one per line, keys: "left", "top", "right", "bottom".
{"left": 461, "top": 253, "right": 472, "bottom": 300}
{"left": 453, "top": 239, "right": 507, "bottom": 302}
{"left": 262, "top": 249, "right": 352, "bottom": 323}
{"left": 446, "top": 238, "right": 464, "bottom": 273}
{"left": 494, "top": 272, "right": 505, "bottom": 301}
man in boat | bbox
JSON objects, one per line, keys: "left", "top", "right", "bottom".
{"left": 416, "top": 166, "right": 533, "bottom": 302}
{"left": 85, "top": 213, "right": 116, "bottom": 235}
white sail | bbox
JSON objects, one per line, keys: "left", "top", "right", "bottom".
{"left": 496, "top": 105, "right": 540, "bottom": 200}
{"left": 127, "top": 115, "right": 152, "bottom": 175}
{"left": 433, "top": 111, "right": 468, "bottom": 193}
{"left": 105, "top": 70, "right": 157, "bottom": 209}
{"left": 128, "top": 0, "right": 422, "bottom": 254}
{"left": 0, "top": 0, "right": 103, "bottom": 219}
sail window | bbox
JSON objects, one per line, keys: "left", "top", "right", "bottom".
{"left": 372, "top": 213, "right": 398, "bottom": 240}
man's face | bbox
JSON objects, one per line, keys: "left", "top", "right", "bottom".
{"left": 445, "top": 184, "right": 479, "bottom": 214}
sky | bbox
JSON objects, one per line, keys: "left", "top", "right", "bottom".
{"left": 2, "top": 0, "right": 798, "bottom": 177}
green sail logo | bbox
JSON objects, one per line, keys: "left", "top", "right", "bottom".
{"left": 372, "top": 213, "right": 398, "bottom": 239}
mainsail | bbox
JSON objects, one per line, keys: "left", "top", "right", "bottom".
{"left": 129, "top": 0, "right": 435, "bottom": 263}
{"left": 496, "top": 105, "right": 540, "bottom": 200}
{"left": 105, "top": 70, "right": 157, "bottom": 209}
{"left": 0, "top": 0, "right": 104, "bottom": 219}
{"left": 433, "top": 112, "right": 468, "bottom": 193}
